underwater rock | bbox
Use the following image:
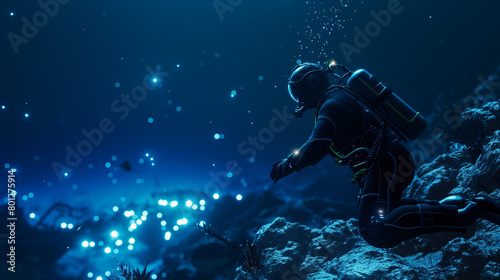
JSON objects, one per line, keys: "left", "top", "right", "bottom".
{"left": 235, "top": 70, "right": 500, "bottom": 279}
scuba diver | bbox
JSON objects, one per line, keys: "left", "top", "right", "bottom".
{"left": 270, "top": 60, "right": 500, "bottom": 248}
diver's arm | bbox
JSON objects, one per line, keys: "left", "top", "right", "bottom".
{"left": 270, "top": 115, "right": 336, "bottom": 183}
{"left": 288, "top": 116, "right": 336, "bottom": 170}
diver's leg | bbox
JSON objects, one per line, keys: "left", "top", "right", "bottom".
{"left": 358, "top": 145, "right": 468, "bottom": 248}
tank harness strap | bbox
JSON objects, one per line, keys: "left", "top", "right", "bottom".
{"left": 417, "top": 204, "right": 434, "bottom": 229}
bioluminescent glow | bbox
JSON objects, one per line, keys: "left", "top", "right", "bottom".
{"left": 82, "top": 241, "right": 89, "bottom": 248}
{"left": 113, "top": 206, "right": 119, "bottom": 212}
{"left": 192, "top": 204, "right": 198, "bottom": 210}
{"left": 161, "top": 220, "right": 167, "bottom": 226}
{"left": 128, "top": 245, "right": 133, "bottom": 250}
{"left": 104, "top": 247, "right": 111, "bottom": 254}
{"left": 227, "top": 172, "right": 233, "bottom": 178}
{"left": 136, "top": 219, "right": 143, "bottom": 225}
{"left": 29, "top": 213, "right": 35, "bottom": 219}
{"left": 258, "top": 75, "right": 264, "bottom": 81}
{"left": 68, "top": 223, "right": 74, "bottom": 229}
{"left": 176, "top": 106, "right": 182, "bottom": 112}
{"left": 110, "top": 230, "right": 119, "bottom": 238}
{"left": 115, "top": 82, "right": 120, "bottom": 88}
{"left": 170, "top": 200, "right": 178, "bottom": 207}
{"left": 61, "top": 222, "right": 67, "bottom": 229}
{"left": 173, "top": 225, "right": 179, "bottom": 231}
{"left": 165, "top": 231, "right": 172, "bottom": 240}
{"left": 1, "top": 105, "right": 4, "bottom": 109}
{"left": 231, "top": 90, "right": 237, "bottom": 98}
{"left": 129, "top": 238, "right": 135, "bottom": 244}
{"left": 236, "top": 194, "right": 243, "bottom": 201}
{"left": 115, "top": 240, "right": 123, "bottom": 246}
{"left": 89, "top": 241, "right": 95, "bottom": 247}
{"left": 185, "top": 200, "right": 193, "bottom": 207}
{"left": 24, "top": 113, "right": 29, "bottom": 118}
{"left": 200, "top": 199, "right": 206, "bottom": 206}
{"left": 105, "top": 162, "right": 111, "bottom": 168}
{"left": 124, "top": 210, "right": 135, "bottom": 217}
{"left": 213, "top": 193, "right": 220, "bottom": 199}
{"left": 87, "top": 272, "right": 93, "bottom": 278}
{"left": 157, "top": 213, "right": 163, "bottom": 218}
{"left": 148, "top": 117, "right": 154, "bottom": 123}
{"left": 199, "top": 221, "right": 206, "bottom": 228}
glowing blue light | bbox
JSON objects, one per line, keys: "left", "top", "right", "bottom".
{"left": 230, "top": 90, "right": 237, "bottom": 98}
{"left": 4, "top": 163, "right": 10, "bottom": 169}
{"left": 111, "top": 155, "right": 117, "bottom": 161}
{"left": 87, "top": 272, "right": 93, "bottom": 278}
{"left": 115, "top": 240, "right": 123, "bottom": 246}
{"left": 185, "top": 200, "right": 193, "bottom": 207}
{"left": 213, "top": 193, "right": 219, "bottom": 200}
{"left": 220, "top": 134, "right": 225, "bottom": 139}
{"left": 105, "top": 162, "right": 111, "bottom": 168}
{"left": 105, "top": 271, "right": 111, "bottom": 277}
{"left": 1, "top": 105, "right": 5, "bottom": 109}
{"left": 173, "top": 225, "right": 179, "bottom": 231}
{"left": 22, "top": 195, "right": 28, "bottom": 201}
{"left": 29, "top": 213, "right": 35, "bottom": 219}
{"left": 128, "top": 245, "right": 134, "bottom": 250}
{"left": 150, "top": 157, "right": 154, "bottom": 161}
{"left": 170, "top": 201, "right": 178, "bottom": 207}
{"left": 115, "top": 82, "right": 120, "bottom": 88}
{"left": 192, "top": 204, "right": 198, "bottom": 210}
{"left": 10, "top": 12, "right": 14, "bottom": 16}
{"left": 214, "top": 133, "right": 220, "bottom": 140}
{"left": 68, "top": 223, "right": 74, "bottom": 229}
{"left": 199, "top": 221, "right": 206, "bottom": 228}
{"left": 148, "top": 117, "right": 154, "bottom": 123}
{"left": 157, "top": 213, "right": 162, "bottom": 218}
{"left": 139, "top": 158, "right": 144, "bottom": 164}
{"left": 110, "top": 230, "right": 118, "bottom": 238}
{"left": 161, "top": 220, "right": 166, "bottom": 226}
{"left": 176, "top": 106, "right": 182, "bottom": 112}
{"left": 61, "top": 222, "right": 67, "bottom": 229}
{"left": 129, "top": 238, "right": 135, "bottom": 244}
{"left": 28, "top": 192, "right": 34, "bottom": 198}
{"left": 151, "top": 274, "right": 157, "bottom": 280}
{"left": 113, "top": 206, "right": 119, "bottom": 212}
{"left": 98, "top": 241, "right": 104, "bottom": 246}
{"left": 249, "top": 158, "right": 255, "bottom": 163}
{"left": 93, "top": 216, "right": 99, "bottom": 222}
{"left": 89, "top": 241, "right": 95, "bottom": 247}
{"left": 227, "top": 172, "right": 233, "bottom": 178}
{"left": 176, "top": 64, "right": 180, "bottom": 68}
{"left": 145, "top": 153, "right": 150, "bottom": 157}
{"left": 143, "top": 210, "right": 148, "bottom": 216}
{"left": 199, "top": 200, "right": 206, "bottom": 206}
{"left": 165, "top": 231, "right": 172, "bottom": 240}
{"left": 153, "top": 78, "right": 158, "bottom": 83}
{"left": 104, "top": 247, "right": 111, "bottom": 254}
{"left": 82, "top": 241, "right": 89, "bottom": 247}
{"left": 296, "top": 59, "right": 302, "bottom": 64}
{"left": 258, "top": 75, "right": 264, "bottom": 81}
{"left": 24, "top": 113, "right": 29, "bottom": 118}
{"left": 236, "top": 194, "right": 243, "bottom": 201}
{"left": 200, "top": 206, "right": 206, "bottom": 211}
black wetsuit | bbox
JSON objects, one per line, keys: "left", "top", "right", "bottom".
{"left": 286, "top": 87, "right": 468, "bottom": 248}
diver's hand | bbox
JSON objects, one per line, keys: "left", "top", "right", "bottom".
{"left": 270, "top": 157, "right": 295, "bottom": 183}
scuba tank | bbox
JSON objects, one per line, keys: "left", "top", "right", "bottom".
{"left": 326, "top": 59, "right": 426, "bottom": 141}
